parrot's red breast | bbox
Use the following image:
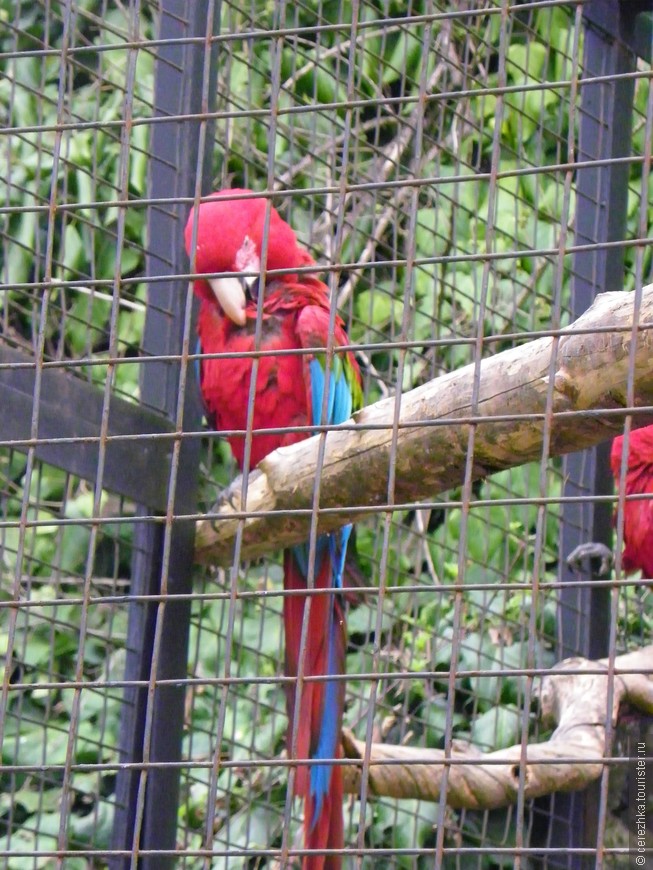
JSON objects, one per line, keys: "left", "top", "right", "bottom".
{"left": 195, "top": 282, "right": 315, "bottom": 467}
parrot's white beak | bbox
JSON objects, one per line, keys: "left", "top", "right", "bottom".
{"left": 208, "top": 277, "right": 247, "bottom": 326}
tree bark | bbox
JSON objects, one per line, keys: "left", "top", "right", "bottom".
{"left": 195, "top": 286, "right": 653, "bottom": 566}
{"left": 340, "top": 645, "right": 653, "bottom": 808}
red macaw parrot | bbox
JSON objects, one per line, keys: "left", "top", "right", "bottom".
{"left": 610, "top": 426, "right": 653, "bottom": 577}
{"left": 185, "top": 189, "right": 362, "bottom": 868}
{"left": 567, "top": 426, "right": 653, "bottom": 578}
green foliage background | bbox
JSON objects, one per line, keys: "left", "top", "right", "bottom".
{"left": 1, "top": 1, "right": 651, "bottom": 866}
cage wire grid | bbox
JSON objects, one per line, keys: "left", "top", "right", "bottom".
{"left": 0, "top": 0, "right": 652, "bottom": 867}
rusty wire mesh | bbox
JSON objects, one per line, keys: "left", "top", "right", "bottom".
{"left": 1, "top": 0, "right": 652, "bottom": 867}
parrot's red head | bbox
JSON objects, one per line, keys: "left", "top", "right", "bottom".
{"left": 184, "top": 188, "right": 314, "bottom": 325}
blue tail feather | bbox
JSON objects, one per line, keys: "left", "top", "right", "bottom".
{"left": 292, "top": 537, "right": 329, "bottom": 581}
{"left": 308, "top": 599, "right": 340, "bottom": 829}
{"left": 329, "top": 524, "right": 351, "bottom": 590}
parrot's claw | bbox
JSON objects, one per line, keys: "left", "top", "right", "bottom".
{"left": 208, "top": 491, "right": 241, "bottom": 534}
{"left": 212, "top": 490, "right": 239, "bottom": 513}
{"left": 566, "top": 542, "right": 614, "bottom": 577}
{"left": 225, "top": 490, "right": 240, "bottom": 512}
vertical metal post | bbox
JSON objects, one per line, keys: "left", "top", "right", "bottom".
{"left": 110, "top": 2, "right": 216, "bottom": 867}
{"left": 537, "top": 2, "right": 648, "bottom": 867}
{"left": 559, "top": 0, "right": 639, "bottom": 660}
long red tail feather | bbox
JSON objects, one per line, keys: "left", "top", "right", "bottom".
{"left": 283, "top": 549, "right": 345, "bottom": 869}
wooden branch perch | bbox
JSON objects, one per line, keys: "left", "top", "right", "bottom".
{"left": 195, "top": 286, "right": 653, "bottom": 566}
{"left": 341, "top": 645, "right": 653, "bottom": 808}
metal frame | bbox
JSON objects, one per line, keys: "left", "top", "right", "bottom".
{"left": 559, "top": 0, "right": 643, "bottom": 662}
{"left": 0, "top": 345, "right": 174, "bottom": 512}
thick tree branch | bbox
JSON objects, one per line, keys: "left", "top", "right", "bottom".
{"left": 195, "top": 286, "right": 653, "bottom": 566}
{"left": 340, "top": 645, "right": 653, "bottom": 808}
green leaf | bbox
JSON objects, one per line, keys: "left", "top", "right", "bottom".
{"left": 356, "top": 286, "right": 404, "bottom": 329}
{"left": 68, "top": 798, "right": 114, "bottom": 847}
{"left": 414, "top": 207, "right": 452, "bottom": 259}
{"left": 382, "top": 28, "right": 423, "bottom": 86}
{"left": 423, "top": 696, "right": 465, "bottom": 747}
{"left": 470, "top": 704, "right": 522, "bottom": 750}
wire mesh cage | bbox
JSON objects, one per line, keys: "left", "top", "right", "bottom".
{"left": 1, "top": 0, "right": 652, "bottom": 868}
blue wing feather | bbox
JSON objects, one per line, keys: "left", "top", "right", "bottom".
{"left": 309, "top": 357, "right": 352, "bottom": 428}
{"left": 332, "top": 359, "right": 353, "bottom": 424}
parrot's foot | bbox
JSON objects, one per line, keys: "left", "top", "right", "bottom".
{"left": 566, "top": 542, "right": 613, "bottom": 577}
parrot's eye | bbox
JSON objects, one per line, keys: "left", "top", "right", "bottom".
{"left": 243, "top": 274, "right": 260, "bottom": 302}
